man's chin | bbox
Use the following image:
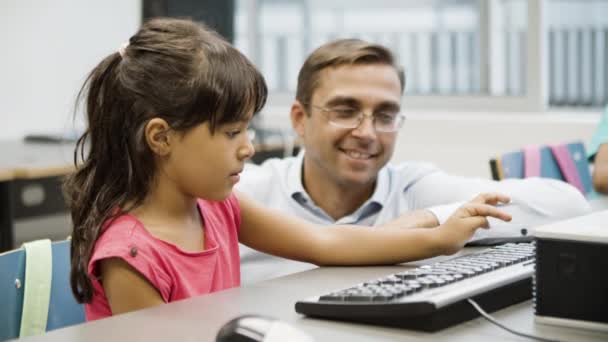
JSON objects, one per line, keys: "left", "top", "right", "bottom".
{"left": 335, "top": 172, "right": 377, "bottom": 188}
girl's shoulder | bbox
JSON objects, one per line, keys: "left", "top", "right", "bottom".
{"left": 98, "top": 213, "right": 144, "bottom": 242}
{"left": 92, "top": 213, "right": 161, "bottom": 260}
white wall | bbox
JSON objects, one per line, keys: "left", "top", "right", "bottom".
{"left": 393, "top": 111, "right": 600, "bottom": 178}
{"left": 0, "top": 0, "right": 141, "bottom": 140}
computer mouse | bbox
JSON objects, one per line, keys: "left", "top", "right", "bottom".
{"left": 215, "top": 314, "right": 315, "bottom": 342}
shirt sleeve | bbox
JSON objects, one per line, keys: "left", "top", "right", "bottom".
{"left": 89, "top": 224, "right": 172, "bottom": 302}
{"left": 588, "top": 107, "right": 608, "bottom": 162}
{"left": 409, "top": 171, "right": 591, "bottom": 239}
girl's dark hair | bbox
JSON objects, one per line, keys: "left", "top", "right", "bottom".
{"left": 64, "top": 17, "right": 267, "bottom": 303}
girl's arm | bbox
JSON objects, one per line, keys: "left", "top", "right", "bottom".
{"left": 237, "top": 191, "right": 512, "bottom": 266}
{"left": 100, "top": 258, "right": 164, "bottom": 315}
{"left": 382, "top": 209, "right": 439, "bottom": 229}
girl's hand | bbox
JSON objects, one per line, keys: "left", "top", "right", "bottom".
{"left": 436, "top": 193, "right": 512, "bottom": 255}
{"left": 391, "top": 209, "right": 439, "bottom": 229}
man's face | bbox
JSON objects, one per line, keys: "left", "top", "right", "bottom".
{"left": 293, "top": 63, "right": 402, "bottom": 188}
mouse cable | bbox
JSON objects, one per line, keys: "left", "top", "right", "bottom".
{"left": 467, "top": 298, "right": 561, "bottom": 342}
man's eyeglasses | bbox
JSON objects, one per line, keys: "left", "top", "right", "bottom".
{"left": 310, "top": 105, "right": 405, "bottom": 133}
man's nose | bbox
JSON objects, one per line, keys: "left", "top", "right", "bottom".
{"left": 350, "top": 113, "right": 377, "bottom": 139}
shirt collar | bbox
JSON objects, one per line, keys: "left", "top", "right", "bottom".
{"left": 287, "top": 150, "right": 308, "bottom": 201}
{"left": 368, "top": 166, "right": 390, "bottom": 207}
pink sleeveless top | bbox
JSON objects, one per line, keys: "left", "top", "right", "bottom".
{"left": 85, "top": 194, "right": 241, "bottom": 321}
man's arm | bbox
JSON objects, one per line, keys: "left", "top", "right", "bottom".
{"left": 593, "top": 144, "right": 608, "bottom": 194}
{"left": 405, "top": 171, "right": 591, "bottom": 238}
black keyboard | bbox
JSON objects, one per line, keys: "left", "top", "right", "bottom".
{"left": 295, "top": 243, "right": 535, "bottom": 331}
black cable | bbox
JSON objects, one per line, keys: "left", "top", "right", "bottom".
{"left": 467, "top": 298, "right": 562, "bottom": 342}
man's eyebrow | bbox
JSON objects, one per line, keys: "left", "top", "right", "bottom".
{"left": 324, "top": 96, "right": 361, "bottom": 108}
{"left": 375, "top": 101, "right": 401, "bottom": 112}
{"left": 325, "top": 97, "right": 400, "bottom": 112}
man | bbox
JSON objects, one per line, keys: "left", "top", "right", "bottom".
{"left": 589, "top": 106, "right": 608, "bottom": 194}
{"left": 237, "top": 39, "right": 590, "bottom": 284}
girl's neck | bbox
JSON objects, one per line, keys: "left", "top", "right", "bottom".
{"left": 129, "top": 174, "right": 206, "bottom": 252}
{"left": 131, "top": 174, "right": 200, "bottom": 227}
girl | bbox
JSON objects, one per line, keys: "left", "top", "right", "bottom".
{"left": 64, "top": 18, "right": 511, "bottom": 320}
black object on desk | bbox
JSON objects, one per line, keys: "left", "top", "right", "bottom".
{"left": 534, "top": 223, "right": 608, "bottom": 330}
{"left": 23, "top": 133, "right": 79, "bottom": 144}
{"left": 465, "top": 235, "right": 534, "bottom": 246}
{"left": 296, "top": 243, "right": 535, "bottom": 331}
{"left": 0, "top": 175, "right": 68, "bottom": 252}
{"left": 0, "top": 140, "right": 74, "bottom": 252}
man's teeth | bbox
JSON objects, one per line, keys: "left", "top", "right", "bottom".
{"left": 345, "top": 150, "right": 371, "bottom": 159}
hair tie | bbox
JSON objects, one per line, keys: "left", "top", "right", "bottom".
{"left": 118, "top": 42, "right": 129, "bottom": 58}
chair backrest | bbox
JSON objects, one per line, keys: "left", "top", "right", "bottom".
{"left": 0, "top": 240, "right": 85, "bottom": 341}
{"left": 489, "top": 141, "right": 594, "bottom": 196}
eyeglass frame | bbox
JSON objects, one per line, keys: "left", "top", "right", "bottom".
{"left": 307, "top": 104, "right": 405, "bottom": 133}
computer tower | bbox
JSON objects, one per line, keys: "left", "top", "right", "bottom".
{"left": 534, "top": 216, "right": 608, "bottom": 332}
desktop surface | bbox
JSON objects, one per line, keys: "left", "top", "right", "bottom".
{"left": 0, "top": 140, "right": 74, "bottom": 181}
{"left": 15, "top": 246, "right": 608, "bottom": 342}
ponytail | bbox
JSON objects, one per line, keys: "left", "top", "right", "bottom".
{"left": 65, "top": 52, "right": 152, "bottom": 303}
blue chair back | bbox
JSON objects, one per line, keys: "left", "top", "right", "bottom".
{"left": 0, "top": 240, "right": 85, "bottom": 341}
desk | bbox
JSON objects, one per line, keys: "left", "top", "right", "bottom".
{"left": 17, "top": 241, "right": 608, "bottom": 341}
{"left": 0, "top": 140, "right": 74, "bottom": 252}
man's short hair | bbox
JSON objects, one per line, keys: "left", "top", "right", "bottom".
{"left": 295, "top": 39, "right": 405, "bottom": 108}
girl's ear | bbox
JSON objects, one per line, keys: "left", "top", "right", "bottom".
{"left": 144, "top": 118, "right": 172, "bottom": 156}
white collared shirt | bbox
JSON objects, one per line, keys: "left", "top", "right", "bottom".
{"left": 236, "top": 152, "right": 591, "bottom": 284}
